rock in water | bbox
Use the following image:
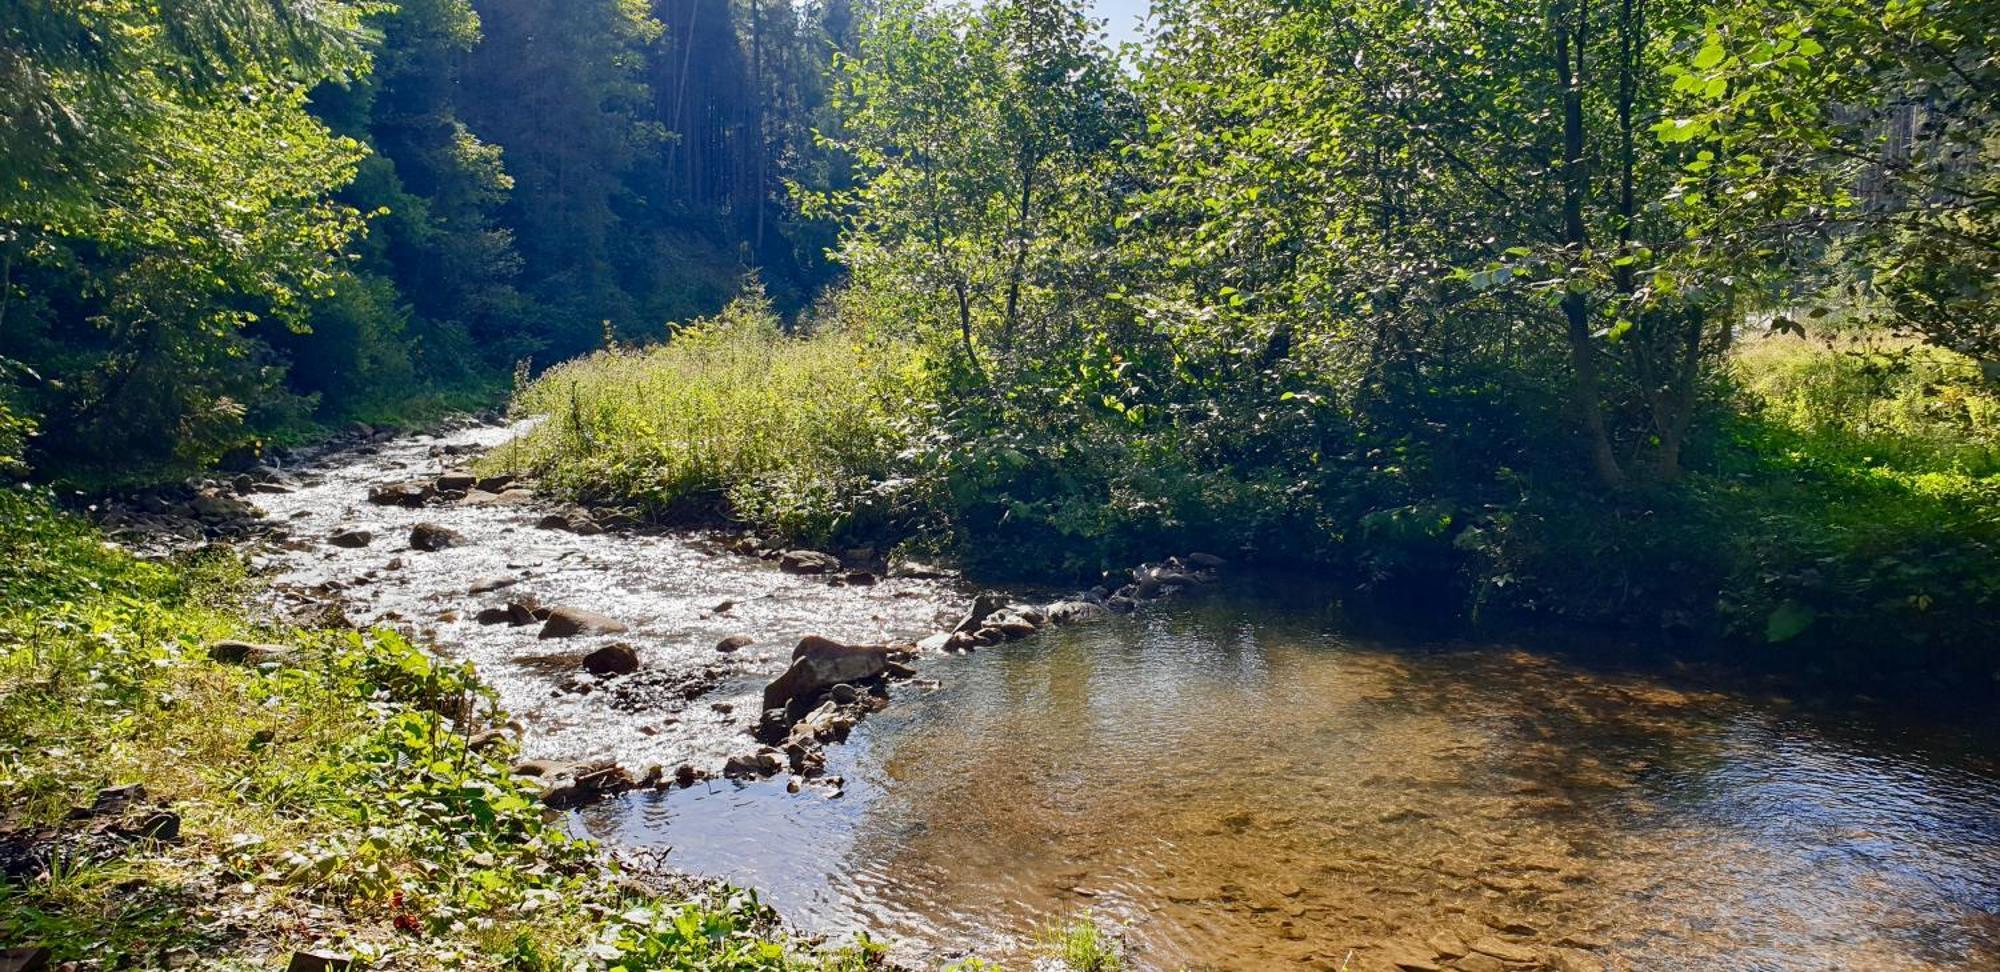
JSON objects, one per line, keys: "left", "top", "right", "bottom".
{"left": 1045, "top": 600, "right": 1110, "bottom": 624}
{"left": 538, "top": 606, "right": 630, "bottom": 639}
{"left": 763, "top": 637, "right": 890, "bottom": 711}
{"left": 409, "top": 522, "right": 461, "bottom": 551}
{"left": 435, "top": 471, "right": 478, "bottom": 492}
{"left": 467, "top": 574, "right": 517, "bottom": 594}
{"left": 716, "top": 633, "right": 754, "bottom": 652}
{"left": 581, "top": 643, "right": 640, "bottom": 676}
{"left": 952, "top": 591, "right": 1008, "bottom": 634}
{"left": 778, "top": 549, "right": 841, "bottom": 574}
{"left": 327, "top": 527, "right": 373, "bottom": 549}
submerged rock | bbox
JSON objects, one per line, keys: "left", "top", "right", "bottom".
{"left": 1045, "top": 600, "right": 1110, "bottom": 624}
{"left": 716, "top": 633, "right": 754, "bottom": 652}
{"left": 539, "top": 606, "right": 630, "bottom": 639}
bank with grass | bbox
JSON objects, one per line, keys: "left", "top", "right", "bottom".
{"left": 494, "top": 294, "right": 2000, "bottom": 699}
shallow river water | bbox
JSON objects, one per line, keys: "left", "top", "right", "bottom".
{"left": 254, "top": 424, "right": 2000, "bottom": 971}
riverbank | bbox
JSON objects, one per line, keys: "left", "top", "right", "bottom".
{"left": 0, "top": 484, "right": 916, "bottom": 969}
{"left": 497, "top": 300, "right": 2000, "bottom": 704}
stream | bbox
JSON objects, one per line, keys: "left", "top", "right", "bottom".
{"left": 249, "top": 422, "right": 2000, "bottom": 971}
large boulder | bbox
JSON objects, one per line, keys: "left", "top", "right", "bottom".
{"left": 778, "top": 550, "right": 841, "bottom": 575}
{"left": 538, "top": 606, "right": 630, "bottom": 639}
{"left": 762, "top": 636, "right": 889, "bottom": 711}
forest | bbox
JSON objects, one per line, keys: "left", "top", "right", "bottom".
{"left": 2, "top": 0, "right": 1998, "bottom": 969}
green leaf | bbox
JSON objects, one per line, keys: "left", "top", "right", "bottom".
{"left": 1765, "top": 601, "right": 1816, "bottom": 643}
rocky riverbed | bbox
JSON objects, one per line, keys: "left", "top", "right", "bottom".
{"left": 114, "top": 419, "right": 2000, "bottom": 972}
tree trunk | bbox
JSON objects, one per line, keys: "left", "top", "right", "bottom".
{"left": 1556, "top": 0, "right": 1625, "bottom": 489}
{"left": 1001, "top": 154, "right": 1036, "bottom": 346}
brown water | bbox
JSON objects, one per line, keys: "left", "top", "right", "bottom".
{"left": 584, "top": 589, "right": 2000, "bottom": 970}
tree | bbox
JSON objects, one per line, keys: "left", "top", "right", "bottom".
{"left": 0, "top": 1, "right": 374, "bottom": 477}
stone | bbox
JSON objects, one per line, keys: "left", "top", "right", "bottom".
{"left": 763, "top": 637, "right": 890, "bottom": 711}
{"left": 884, "top": 660, "right": 917, "bottom": 679}
{"left": 368, "top": 480, "right": 433, "bottom": 507}
{"left": 539, "top": 607, "right": 630, "bottom": 639}
{"left": 285, "top": 952, "right": 360, "bottom": 972}
{"left": 829, "top": 683, "right": 861, "bottom": 704}
{"left": 190, "top": 491, "right": 255, "bottom": 522}
{"left": 995, "top": 618, "right": 1038, "bottom": 639}
{"left": 436, "top": 471, "right": 478, "bottom": 492}
{"left": 467, "top": 574, "right": 518, "bottom": 594}
{"left": 724, "top": 749, "right": 785, "bottom": 778}
{"left": 952, "top": 592, "right": 1008, "bottom": 634}
{"left": 1187, "top": 551, "right": 1228, "bottom": 569}
{"left": 409, "top": 522, "right": 461, "bottom": 551}
{"left": 1105, "top": 595, "right": 1136, "bottom": 613}
{"left": 134, "top": 810, "right": 181, "bottom": 841}
{"left": 327, "top": 528, "right": 373, "bottom": 549}
{"left": 778, "top": 549, "right": 841, "bottom": 574}
{"left": 207, "top": 640, "right": 295, "bottom": 666}
{"left": 1543, "top": 949, "right": 1605, "bottom": 972}
{"left": 506, "top": 601, "right": 539, "bottom": 626}
{"left": 1453, "top": 955, "right": 1505, "bottom": 972}
{"left": 1048, "top": 600, "right": 1112, "bottom": 624}
{"left": 843, "top": 570, "right": 878, "bottom": 586}
{"left": 475, "top": 474, "right": 517, "bottom": 493}
{"left": 474, "top": 607, "right": 512, "bottom": 625}
{"left": 1425, "top": 931, "right": 1469, "bottom": 959}
{"left": 1381, "top": 944, "right": 1442, "bottom": 972}
{"left": 1467, "top": 938, "right": 1538, "bottom": 964}
{"left": 536, "top": 513, "right": 571, "bottom": 530}
{"left": 916, "top": 632, "right": 952, "bottom": 652}
{"left": 582, "top": 643, "right": 640, "bottom": 676}
{"left": 716, "top": 633, "right": 754, "bottom": 652}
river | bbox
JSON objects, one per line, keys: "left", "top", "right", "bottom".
{"left": 251, "top": 422, "right": 2000, "bottom": 971}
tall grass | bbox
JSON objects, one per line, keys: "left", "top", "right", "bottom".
{"left": 497, "top": 291, "right": 923, "bottom": 540}
{"left": 1732, "top": 334, "right": 2000, "bottom": 476}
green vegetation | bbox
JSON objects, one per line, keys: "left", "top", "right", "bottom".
{"left": 498, "top": 0, "right": 1998, "bottom": 689}
{"left": 0, "top": 488, "right": 885, "bottom": 968}
{"left": 1036, "top": 915, "right": 1128, "bottom": 972}
{"left": 1, "top": 0, "right": 855, "bottom": 485}
{"left": 498, "top": 290, "right": 921, "bottom": 542}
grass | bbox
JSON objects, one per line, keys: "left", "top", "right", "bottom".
{"left": 1036, "top": 914, "right": 1127, "bottom": 972}
{"left": 488, "top": 289, "right": 922, "bottom": 544}
{"left": 0, "top": 486, "right": 891, "bottom": 969}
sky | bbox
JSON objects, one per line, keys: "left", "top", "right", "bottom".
{"left": 1089, "top": 0, "right": 1154, "bottom": 48}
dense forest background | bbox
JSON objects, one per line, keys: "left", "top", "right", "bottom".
{"left": 1, "top": 0, "right": 852, "bottom": 481}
